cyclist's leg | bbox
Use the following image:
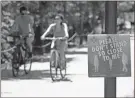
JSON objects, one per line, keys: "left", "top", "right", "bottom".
{"left": 54, "top": 40, "right": 61, "bottom": 67}
{"left": 50, "top": 41, "right": 56, "bottom": 67}
{"left": 59, "top": 40, "right": 67, "bottom": 69}
{"left": 26, "top": 36, "right": 34, "bottom": 58}
{"left": 16, "top": 38, "right": 25, "bottom": 64}
{"left": 20, "top": 46, "right": 25, "bottom": 64}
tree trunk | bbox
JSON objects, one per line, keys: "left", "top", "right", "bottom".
{"left": 39, "top": 2, "right": 47, "bottom": 53}
{"left": 63, "top": 1, "right": 66, "bottom": 18}
{"left": 80, "top": 14, "right": 84, "bottom": 45}
{"left": 79, "top": 3, "right": 84, "bottom": 45}
{"left": 92, "top": 2, "right": 97, "bottom": 30}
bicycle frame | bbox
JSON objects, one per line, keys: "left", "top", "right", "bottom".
{"left": 11, "top": 35, "right": 32, "bottom": 76}
{"left": 49, "top": 37, "right": 66, "bottom": 65}
{"left": 44, "top": 37, "right": 67, "bottom": 81}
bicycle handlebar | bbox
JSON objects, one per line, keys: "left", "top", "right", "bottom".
{"left": 42, "top": 37, "right": 67, "bottom": 41}
{"left": 7, "top": 35, "right": 29, "bottom": 46}
{"left": 8, "top": 34, "right": 30, "bottom": 40}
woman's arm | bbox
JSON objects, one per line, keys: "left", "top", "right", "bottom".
{"left": 63, "top": 23, "right": 69, "bottom": 38}
{"left": 41, "top": 23, "right": 56, "bottom": 39}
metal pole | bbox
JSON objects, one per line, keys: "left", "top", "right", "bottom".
{"left": 105, "top": 1, "right": 117, "bottom": 98}
{"left": 134, "top": 2, "right": 135, "bottom": 34}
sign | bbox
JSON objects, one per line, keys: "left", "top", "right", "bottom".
{"left": 88, "top": 34, "right": 131, "bottom": 77}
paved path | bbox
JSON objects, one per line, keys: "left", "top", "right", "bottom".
{"left": 1, "top": 40, "right": 134, "bottom": 97}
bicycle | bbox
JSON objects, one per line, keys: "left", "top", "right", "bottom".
{"left": 42, "top": 37, "right": 67, "bottom": 81}
{"left": 7, "top": 35, "right": 32, "bottom": 77}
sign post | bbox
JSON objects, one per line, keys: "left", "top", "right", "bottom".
{"left": 88, "top": 1, "right": 131, "bottom": 98}
{"left": 105, "top": 1, "right": 117, "bottom": 98}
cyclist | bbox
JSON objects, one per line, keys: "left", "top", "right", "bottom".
{"left": 41, "top": 14, "right": 69, "bottom": 69}
{"left": 11, "top": 6, "right": 34, "bottom": 60}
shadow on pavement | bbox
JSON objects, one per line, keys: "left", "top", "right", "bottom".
{"left": 1, "top": 48, "right": 86, "bottom": 81}
{"left": 61, "top": 78, "right": 73, "bottom": 82}
{"left": 1, "top": 57, "right": 75, "bottom": 81}
{"left": 1, "top": 69, "right": 76, "bottom": 81}
{"left": 52, "top": 78, "right": 73, "bottom": 83}
{"left": 1, "top": 69, "right": 51, "bottom": 80}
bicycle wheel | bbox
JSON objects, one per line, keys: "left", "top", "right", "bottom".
{"left": 24, "top": 50, "right": 32, "bottom": 74}
{"left": 60, "top": 53, "right": 67, "bottom": 79}
{"left": 50, "top": 50, "right": 60, "bottom": 81}
{"left": 12, "top": 49, "right": 20, "bottom": 77}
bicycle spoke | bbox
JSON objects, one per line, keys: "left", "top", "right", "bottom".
{"left": 24, "top": 50, "right": 32, "bottom": 74}
{"left": 60, "top": 56, "right": 67, "bottom": 79}
{"left": 24, "top": 58, "right": 32, "bottom": 74}
{"left": 12, "top": 52, "right": 20, "bottom": 77}
{"left": 50, "top": 50, "right": 62, "bottom": 81}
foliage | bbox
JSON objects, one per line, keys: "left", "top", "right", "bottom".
{"left": 1, "top": 1, "right": 134, "bottom": 66}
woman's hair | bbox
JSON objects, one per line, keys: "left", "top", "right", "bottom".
{"left": 58, "top": 14, "right": 64, "bottom": 21}
{"left": 55, "top": 14, "right": 64, "bottom": 25}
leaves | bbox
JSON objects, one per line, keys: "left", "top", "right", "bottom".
{"left": 1, "top": 1, "right": 134, "bottom": 66}
{"left": 118, "top": 1, "right": 134, "bottom": 12}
